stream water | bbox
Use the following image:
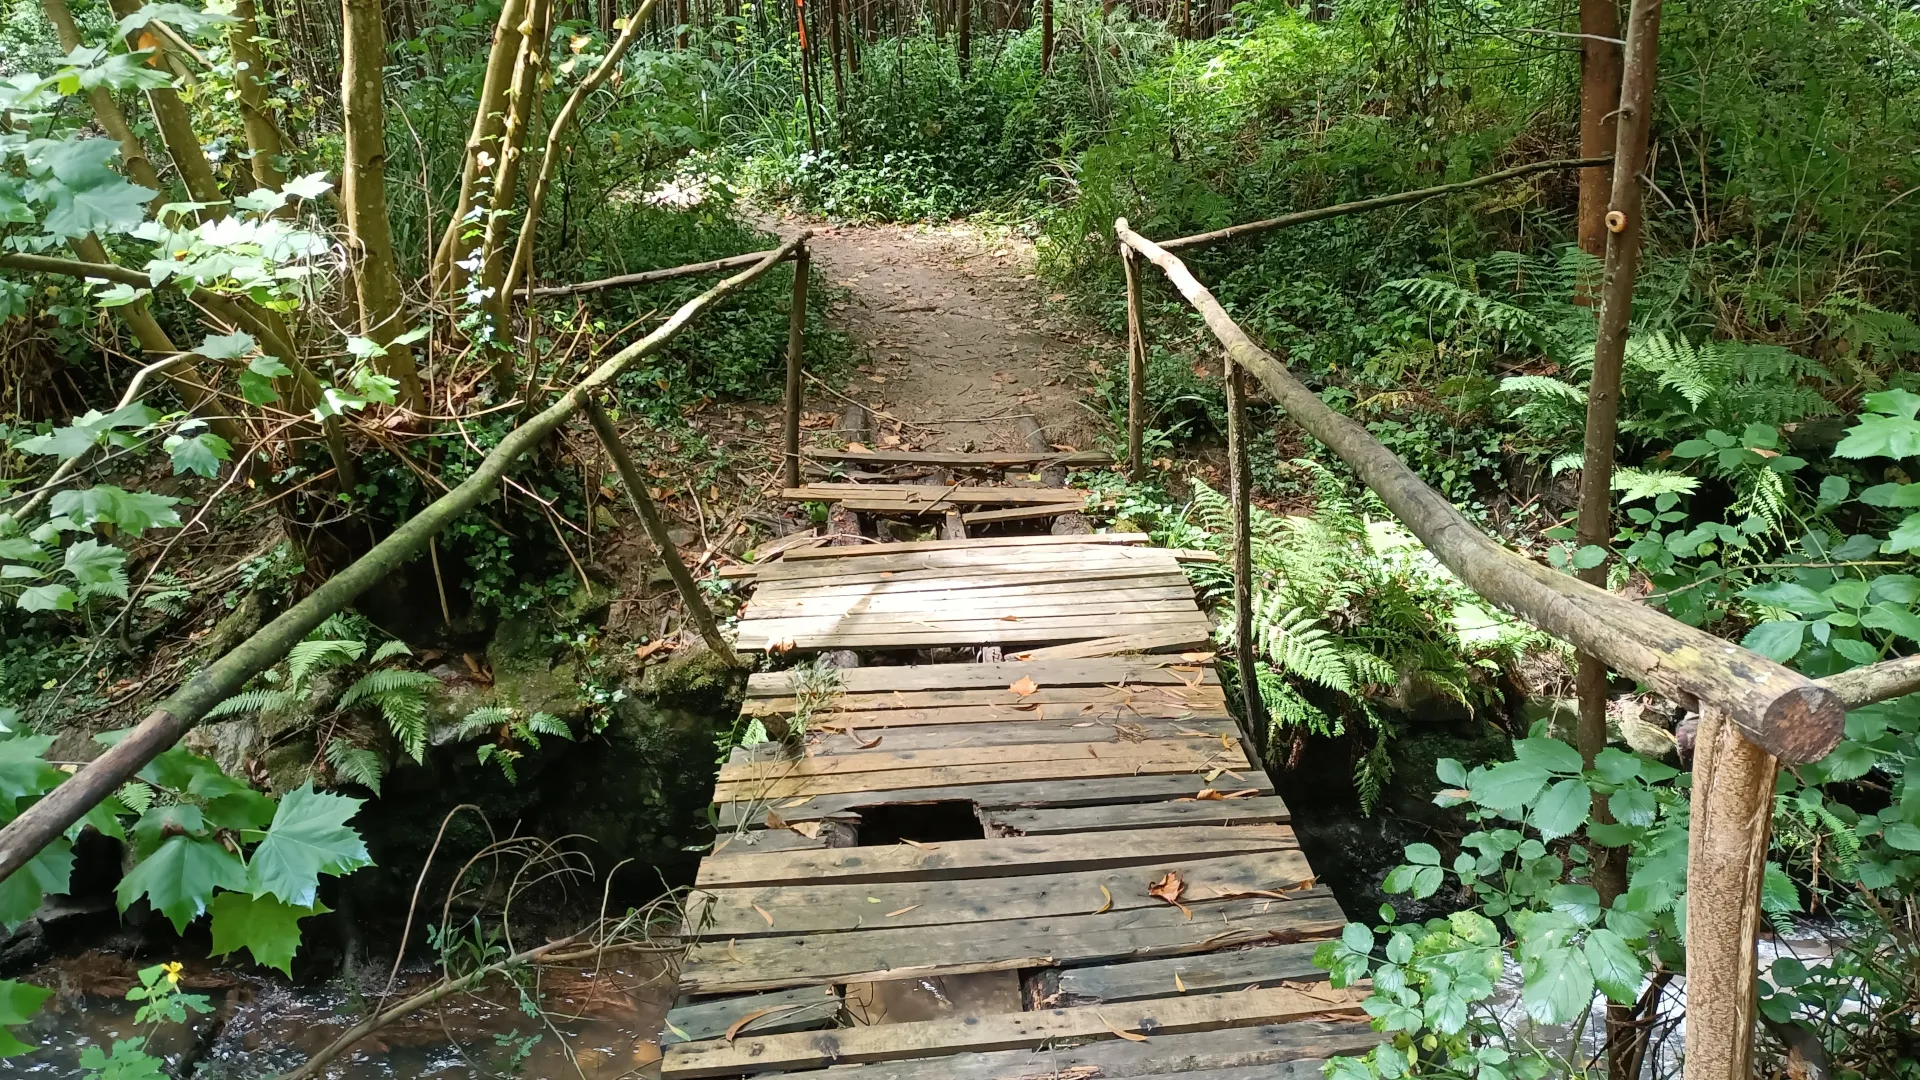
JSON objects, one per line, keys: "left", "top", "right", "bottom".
{"left": 4, "top": 949, "right": 674, "bottom": 1078}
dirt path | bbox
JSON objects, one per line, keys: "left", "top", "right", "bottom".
{"left": 765, "top": 218, "right": 1104, "bottom": 455}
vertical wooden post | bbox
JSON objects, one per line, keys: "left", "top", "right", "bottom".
{"left": 1684, "top": 707, "right": 1777, "bottom": 1080}
{"left": 784, "top": 246, "right": 811, "bottom": 491}
{"left": 1120, "top": 243, "right": 1147, "bottom": 480}
{"left": 1226, "top": 358, "right": 1267, "bottom": 755}
{"left": 1040, "top": 0, "right": 1053, "bottom": 71}
{"left": 584, "top": 401, "right": 742, "bottom": 668}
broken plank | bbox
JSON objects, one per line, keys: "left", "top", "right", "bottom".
{"left": 1014, "top": 627, "right": 1216, "bottom": 660}
{"left": 960, "top": 503, "right": 1081, "bottom": 526}
{"left": 746, "top": 659, "right": 1220, "bottom": 695}
{"left": 662, "top": 982, "right": 1367, "bottom": 1077}
{"left": 744, "top": 681, "right": 1226, "bottom": 715}
{"left": 985, "top": 795, "right": 1292, "bottom": 834}
{"left": 744, "top": 586, "right": 1199, "bottom": 618}
{"left": 764, "top": 700, "right": 1233, "bottom": 728}
{"left": 781, "top": 533, "right": 1148, "bottom": 559}
{"left": 686, "top": 850, "right": 1319, "bottom": 936}
{"left": 747, "top": 569, "right": 1192, "bottom": 601}
{"left": 715, "top": 740, "right": 1244, "bottom": 784}
{"left": 1055, "top": 941, "right": 1328, "bottom": 1005}
{"left": 716, "top": 770, "right": 1271, "bottom": 829}
{"left": 748, "top": 719, "right": 1241, "bottom": 756}
{"left": 786, "top": 1020, "right": 1380, "bottom": 1080}
{"left": 661, "top": 985, "right": 843, "bottom": 1044}
{"left": 693, "top": 825, "right": 1296, "bottom": 889}
{"left": 711, "top": 748, "right": 1234, "bottom": 801}
{"left": 781, "top": 485, "right": 1090, "bottom": 506}
{"left": 803, "top": 449, "right": 1116, "bottom": 469}
{"left": 679, "top": 894, "right": 1349, "bottom": 993}
{"left": 742, "top": 609, "right": 1205, "bottom": 635}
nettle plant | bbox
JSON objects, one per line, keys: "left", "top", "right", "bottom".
{"left": 1314, "top": 732, "right": 1722, "bottom": 1080}
{"left": 0, "top": 724, "right": 370, "bottom": 977}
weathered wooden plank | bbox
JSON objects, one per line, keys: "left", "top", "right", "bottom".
{"left": 746, "top": 659, "right": 1218, "bottom": 695}
{"left": 707, "top": 827, "right": 828, "bottom": 854}
{"left": 741, "top": 615, "right": 1216, "bottom": 652}
{"left": 743, "top": 606, "right": 1206, "bottom": 636}
{"left": 959, "top": 503, "right": 1083, "bottom": 525}
{"left": 789, "top": 1021, "right": 1378, "bottom": 1080}
{"left": 694, "top": 825, "right": 1295, "bottom": 889}
{"left": 736, "top": 719, "right": 1242, "bottom": 757}
{"left": 1013, "top": 627, "right": 1217, "bottom": 660}
{"left": 662, "top": 982, "right": 1367, "bottom": 1077}
{"left": 744, "top": 681, "right": 1226, "bottom": 716}
{"left": 744, "top": 586, "right": 1199, "bottom": 618}
{"left": 686, "top": 850, "right": 1320, "bottom": 936}
{"left": 1055, "top": 941, "right": 1328, "bottom": 1005}
{"left": 715, "top": 770, "right": 1273, "bottom": 828}
{"left": 782, "top": 485, "right": 1091, "bottom": 506}
{"left": 748, "top": 568, "right": 1190, "bottom": 599}
{"left": 744, "top": 561, "right": 1182, "bottom": 594}
{"left": 746, "top": 544, "right": 1176, "bottom": 578}
{"left": 766, "top": 701, "right": 1233, "bottom": 730}
{"left": 803, "top": 449, "right": 1116, "bottom": 469}
{"left": 661, "top": 985, "right": 843, "bottom": 1044}
{"left": 712, "top": 748, "right": 1235, "bottom": 801}
{"left": 985, "top": 794, "right": 1290, "bottom": 834}
{"left": 680, "top": 894, "right": 1348, "bottom": 993}
{"left": 716, "top": 740, "right": 1244, "bottom": 785}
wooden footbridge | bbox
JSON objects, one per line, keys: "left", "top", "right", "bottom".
{"left": 656, "top": 479, "right": 1378, "bottom": 1076}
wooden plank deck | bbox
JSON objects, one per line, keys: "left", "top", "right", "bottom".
{"left": 663, "top": 535, "right": 1369, "bottom": 1078}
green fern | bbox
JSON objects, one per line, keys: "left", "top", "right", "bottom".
{"left": 287, "top": 638, "right": 366, "bottom": 684}
{"left": 341, "top": 669, "right": 437, "bottom": 763}
{"left": 325, "top": 738, "right": 387, "bottom": 795}
{"left": 116, "top": 781, "right": 154, "bottom": 815}
{"left": 1247, "top": 599, "right": 1355, "bottom": 694}
{"left": 205, "top": 686, "right": 297, "bottom": 719}
{"left": 369, "top": 639, "right": 412, "bottom": 664}
{"left": 454, "top": 705, "right": 513, "bottom": 740}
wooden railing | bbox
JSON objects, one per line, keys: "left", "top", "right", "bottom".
{"left": 0, "top": 235, "right": 813, "bottom": 884}
{"left": 1116, "top": 198, "right": 1920, "bottom": 1078}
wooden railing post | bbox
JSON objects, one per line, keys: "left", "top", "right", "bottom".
{"left": 1226, "top": 358, "right": 1268, "bottom": 755}
{"left": 586, "top": 399, "right": 743, "bottom": 668}
{"left": 783, "top": 244, "right": 810, "bottom": 490}
{"left": 1685, "top": 707, "right": 1777, "bottom": 1080}
{"left": 1120, "top": 242, "right": 1147, "bottom": 480}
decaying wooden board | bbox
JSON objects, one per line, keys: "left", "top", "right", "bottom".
{"left": 779, "top": 1021, "right": 1379, "bottom": 1080}
{"left": 744, "top": 680, "right": 1226, "bottom": 716}
{"left": 985, "top": 794, "right": 1292, "bottom": 834}
{"left": 716, "top": 740, "right": 1246, "bottom": 785}
{"left": 695, "top": 825, "right": 1295, "bottom": 889}
{"left": 728, "top": 719, "right": 1241, "bottom": 757}
{"left": 685, "top": 849, "right": 1320, "bottom": 936}
{"left": 680, "top": 894, "right": 1349, "bottom": 993}
{"left": 782, "top": 484, "right": 1091, "bottom": 506}
{"left": 714, "top": 770, "right": 1274, "bottom": 829}
{"left": 745, "top": 658, "right": 1219, "bottom": 695}
{"left": 661, "top": 984, "right": 843, "bottom": 1044}
{"left": 662, "top": 982, "right": 1367, "bottom": 1077}
{"left": 1014, "top": 627, "right": 1217, "bottom": 660}
{"left": 803, "top": 448, "right": 1116, "bottom": 469}
{"left": 1055, "top": 941, "right": 1328, "bottom": 1005}
{"left": 711, "top": 748, "right": 1242, "bottom": 802}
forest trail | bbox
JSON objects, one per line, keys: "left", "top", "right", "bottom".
{"left": 766, "top": 218, "right": 1101, "bottom": 454}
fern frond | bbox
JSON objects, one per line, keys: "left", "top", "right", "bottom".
{"left": 1260, "top": 673, "right": 1339, "bottom": 738}
{"left": 287, "top": 638, "right": 365, "bottom": 684}
{"left": 369, "top": 639, "right": 412, "bottom": 664}
{"left": 455, "top": 706, "right": 512, "bottom": 740}
{"left": 338, "top": 668, "right": 437, "bottom": 708}
{"left": 1612, "top": 467, "right": 1701, "bottom": 504}
{"left": 325, "top": 738, "right": 386, "bottom": 794}
{"left": 1250, "top": 600, "right": 1354, "bottom": 694}
{"left": 524, "top": 712, "right": 571, "bottom": 739}
{"left": 1735, "top": 467, "right": 1790, "bottom": 534}
{"left": 1497, "top": 375, "right": 1587, "bottom": 404}
{"left": 117, "top": 781, "right": 154, "bottom": 815}
{"left": 206, "top": 686, "right": 296, "bottom": 718}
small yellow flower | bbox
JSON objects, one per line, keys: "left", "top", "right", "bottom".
{"left": 162, "top": 962, "right": 183, "bottom": 986}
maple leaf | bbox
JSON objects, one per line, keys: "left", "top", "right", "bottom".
{"left": 1008, "top": 676, "right": 1038, "bottom": 697}
{"left": 208, "top": 893, "right": 330, "bottom": 976}
{"left": 1148, "top": 869, "right": 1192, "bottom": 919}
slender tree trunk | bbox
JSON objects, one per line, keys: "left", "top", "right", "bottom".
{"left": 827, "top": 0, "right": 846, "bottom": 124}
{"left": 474, "top": 0, "right": 555, "bottom": 390}
{"left": 227, "top": 0, "right": 291, "bottom": 199}
{"left": 504, "top": 0, "right": 657, "bottom": 296}
{"left": 107, "top": 0, "right": 224, "bottom": 210}
{"left": 41, "top": 0, "right": 164, "bottom": 205}
{"left": 797, "top": 0, "right": 820, "bottom": 152}
{"left": 1040, "top": 0, "right": 1052, "bottom": 71}
{"left": 1576, "top": 0, "right": 1623, "bottom": 302}
{"left": 430, "top": 0, "right": 530, "bottom": 294}
{"left": 955, "top": 0, "right": 969, "bottom": 76}
{"left": 1571, "top": 1, "right": 1661, "bottom": 1076}
{"left": 340, "top": 0, "right": 425, "bottom": 411}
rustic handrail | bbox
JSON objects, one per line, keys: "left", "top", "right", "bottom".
{"left": 1157, "top": 155, "right": 1612, "bottom": 252}
{"left": 1117, "top": 218, "right": 1843, "bottom": 762}
{"left": 0, "top": 235, "right": 810, "bottom": 885}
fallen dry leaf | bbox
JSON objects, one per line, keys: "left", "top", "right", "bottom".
{"left": 764, "top": 809, "right": 789, "bottom": 829}
{"left": 1096, "top": 1012, "right": 1150, "bottom": 1042}
{"left": 846, "top": 441, "right": 870, "bottom": 452}
{"left": 1149, "top": 870, "right": 1193, "bottom": 920}
{"left": 754, "top": 904, "right": 774, "bottom": 927}
{"left": 1095, "top": 883, "right": 1113, "bottom": 914}
{"left": 1175, "top": 972, "right": 1187, "bottom": 993}
{"left": 766, "top": 636, "right": 797, "bottom": 656}
{"left": 1186, "top": 789, "right": 1227, "bottom": 801}
{"left": 999, "top": 615, "right": 1021, "bottom": 622}
{"left": 1009, "top": 676, "right": 1039, "bottom": 697}
{"left": 885, "top": 905, "right": 919, "bottom": 917}
{"left": 633, "top": 638, "right": 677, "bottom": 661}
{"left": 726, "top": 938, "right": 743, "bottom": 963}
{"left": 900, "top": 838, "right": 939, "bottom": 850}
{"left": 790, "top": 820, "right": 824, "bottom": 839}
{"left": 725, "top": 1003, "right": 808, "bottom": 1042}
{"left": 851, "top": 729, "right": 883, "bottom": 749}
{"left": 1179, "top": 651, "right": 1217, "bottom": 663}
{"left": 1087, "top": 746, "right": 1099, "bottom": 758}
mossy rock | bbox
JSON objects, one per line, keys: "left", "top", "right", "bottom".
{"left": 641, "top": 642, "right": 747, "bottom": 712}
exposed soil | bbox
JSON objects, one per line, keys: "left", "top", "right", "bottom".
{"left": 764, "top": 216, "right": 1108, "bottom": 455}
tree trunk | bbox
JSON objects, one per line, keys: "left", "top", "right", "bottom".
{"left": 107, "top": 0, "right": 224, "bottom": 211}
{"left": 430, "top": 0, "right": 531, "bottom": 295}
{"left": 955, "top": 0, "right": 969, "bottom": 76}
{"left": 1040, "top": 0, "right": 1053, "bottom": 71}
{"left": 228, "top": 0, "right": 291, "bottom": 199}
{"left": 1576, "top": 0, "right": 1623, "bottom": 300}
{"left": 41, "top": 0, "right": 164, "bottom": 204}
{"left": 475, "top": 0, "right": 555, "bottom": 391}
{"left": 340, "top": 0, "right": 426, "bottom": 410}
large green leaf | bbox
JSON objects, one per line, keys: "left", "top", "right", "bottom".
{"left": 1742, "top": 620, "right": 1806, "bottom": 663}
{"left": 1584, "top": 928, "right": 1645, "bottom": 1003}
{"left": 208, "top": 893, "right": 329, "bottom": 975}
{"left": 115, "top": 834, "right": 247, "bottom": 932}
{"left": 48, "top": 487, "right": 182, "bottom": 536}
{"left": 0, "top": 839, "right": 73, "bottom": 931}
{"left": 246, "top": 783, "right": 371, "bottom": 906}
{"left": 0, "top": 735, "right": 60, "bottom": 809}
{"left": 1520, "top": 933, "right": 1595, "bottom": 1024}
{"left": 1513, "top": 737, "right": 1584, "bottom": 775}
{"left": 1835, "top": 413, "right": 1920, "bottom": 460}
{"left": 1468, "top": 760, "right": 1550, "bottom": 812}
{"left": 0, "top": 979, "right": 53, "bottom": 1057}
{"left": 62, "top": 539, "right": 128, "bottom": 597}
{"left": 130, "top": 803, "right": 205, "bottom": 857}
